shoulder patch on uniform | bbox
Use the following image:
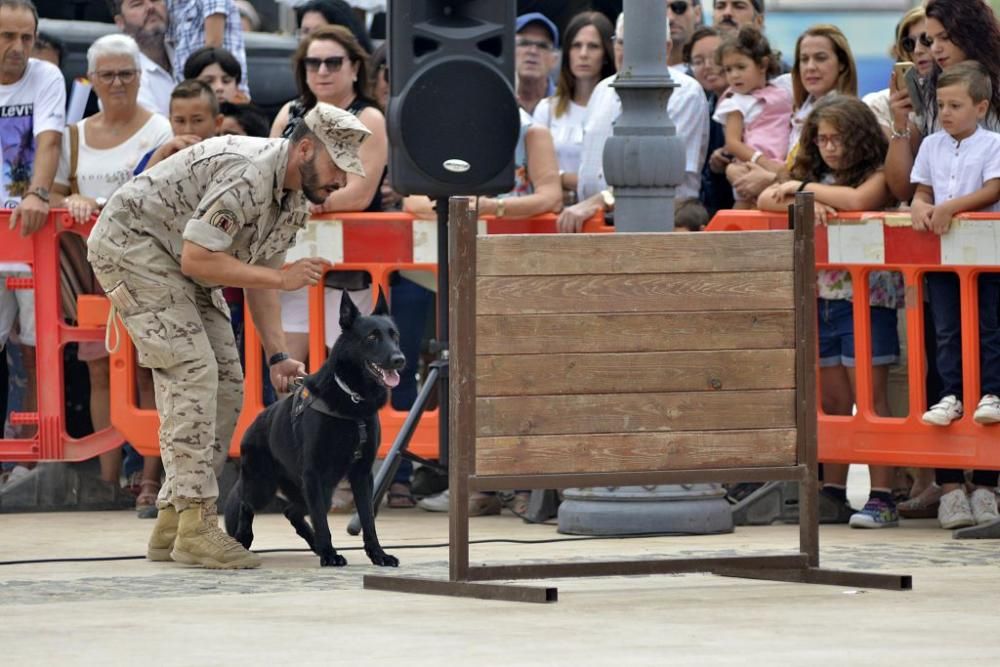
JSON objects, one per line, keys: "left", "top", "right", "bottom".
{"left": 209, "top": 209, "right": 238, "bottom": 234}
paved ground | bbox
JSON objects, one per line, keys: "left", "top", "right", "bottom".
{"left": 2, "top": 495, "right": 1000, "bottom": 666}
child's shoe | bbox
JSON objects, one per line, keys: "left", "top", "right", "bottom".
{"left": 938, "top": 488, "right": 975, "bottom": 529}
{"left": 969, "top": 488, "right": 1000, "bottom": 524}
{"left": 922, "top": 395, "right": 963, "bottom": 426}
{"left": 972, "top": 394, "right": 1000, "bottom": 425}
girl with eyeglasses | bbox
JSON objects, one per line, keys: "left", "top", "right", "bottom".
{"left": 758, "top": 95, "right": 904, "bottom": 530}
{"left": 49, "top": 34, "right": 173, "bottom": 511}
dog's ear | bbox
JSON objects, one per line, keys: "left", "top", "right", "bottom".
{"left": 339, "top": 290, "right": 359, "bottom": 330}
{"left": 373, "top": 286, "right": 389, "bottom": 316}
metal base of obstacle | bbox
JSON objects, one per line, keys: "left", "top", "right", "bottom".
{"left": 731, "top": 481, "right": 856, "bottom": 526}
{"left": 953, "top": 517, "right": 1000, "bottom": 539}
{"left": 0, "top": 461, "right": 134, "bottom": 512}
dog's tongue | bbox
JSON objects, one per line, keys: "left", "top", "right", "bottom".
{"left": 382, "top": 368, "right": 401, "bottom": 388}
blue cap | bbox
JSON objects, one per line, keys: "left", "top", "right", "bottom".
{"left": 516, "top": 12, "right": 559, "bottom": 48}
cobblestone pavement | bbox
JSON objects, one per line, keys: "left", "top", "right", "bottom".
{"left": 3, "top": 539, "right": 999, "bottom": 607}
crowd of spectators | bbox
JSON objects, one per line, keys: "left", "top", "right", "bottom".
{"left": 0, "top": 0, "right": 998, "bottom": 535}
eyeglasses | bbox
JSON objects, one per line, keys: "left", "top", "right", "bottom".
{"left": 691, "top": 57, "right": 717, "bottom": 69}
{"left": 516, "top": 38, "right": 554, "bottom": 52}
{"left": 669, "top": 1, "right": 690, "bottom": 14}
{"left": 900, "top": 33, "right": 933, "bottom": 54}
{"left": 303, "top": 56, "right": 345, "bottom": 73}
{"left": 814, "top": 134, "right": 843, "bottom": 148}
{"left": 92, "top": 69, "right": 138, "bottom": 85}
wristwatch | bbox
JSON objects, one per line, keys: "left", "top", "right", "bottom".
{"left": 95, "top": 196, "right": 108, "bottom": 208}
{"left": 268, "top": 352, "right": 290, "bottom": 366}
{"left": 25, "top": 186, "right": 49, "bottom": 203}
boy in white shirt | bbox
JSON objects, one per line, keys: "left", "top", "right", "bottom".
{"left": 909, "top": 60, "right": 1000, "bottom": 529}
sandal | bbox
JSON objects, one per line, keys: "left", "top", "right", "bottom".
{"left": 387, "top": 482, "right": 416, "bottom": 508}
{"left": 898, "top": 483, "right": 943, "bottom": 519}
{"left": 136, "top": 480, "right": 160, "bottom": 508}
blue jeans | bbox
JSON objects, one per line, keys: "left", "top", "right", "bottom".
{"left": 925, "top": 272, "right": 1000, "bottom": 399}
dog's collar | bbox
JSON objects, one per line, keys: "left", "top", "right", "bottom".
{"left": 334, "top": 373, "right": 363, "bottom": 404}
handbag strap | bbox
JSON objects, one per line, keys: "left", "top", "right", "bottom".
{"left": 68, "top": 123, "right": 79, "bottom": 195}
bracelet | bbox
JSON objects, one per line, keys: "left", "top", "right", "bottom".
{"left": 891, "top": 125, "right": 911, "bottom": 140}
{"left": 268, "top": 352, "right": 290, "bottom": 366}
{"left": 796, "top": 180, "right": 810, "bottom": 192}
{"left": 750, "top": 150, "right": 763, "bottom": 165}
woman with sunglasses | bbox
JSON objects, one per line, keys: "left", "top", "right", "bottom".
{"left": 50, "top": 34, "right": 172, "bottom": 511}
{"left": 885, "top": 0, "right": 1000, "bottom": 202}
{"left": 271, "top": 27, "right": 389, "bottom": 514}
{"left": 861, "top": 8, "right": 932, "bottom": 139}
{"left": 532, "top": 11, "right": 615, "bottom": 205}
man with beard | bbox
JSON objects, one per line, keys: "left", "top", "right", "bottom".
{"left": 668, "top": 0, "right": 703, "bottom": 68}
{"left": 712, "top": 0, "right": 763, "bottom": 35}
{"left": 108, "top": 0, "right": 173, "bottom": 115}
{"left": 87, "top": 103, "right": 369, "bottom": 569}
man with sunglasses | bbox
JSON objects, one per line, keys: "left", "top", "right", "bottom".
{"left": 0, "top": 0, "right": 65, "bottom": 449}
{"left": 87, "top": 103, "right": 369, "bottom": 569}
{"left": 668, "top": 0, "right": 703, "bottom": 67}
{"left": 515, "top": 12, "right": 559, "bottom": 114}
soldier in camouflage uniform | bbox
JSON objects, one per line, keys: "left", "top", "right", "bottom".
{"left": 88, "top": 103, "right": 370, "bottom": 569}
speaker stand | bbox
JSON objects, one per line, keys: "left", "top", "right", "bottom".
{"left": 348, "top": 197, "right": 451, "bottom": 535}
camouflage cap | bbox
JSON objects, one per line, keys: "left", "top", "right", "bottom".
{"left": 303, "top": 102, "right": 371, "bottom": 177}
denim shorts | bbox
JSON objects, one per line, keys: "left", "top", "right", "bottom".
{"left": 818, "top": 298, "right": 899, "bottom": 368}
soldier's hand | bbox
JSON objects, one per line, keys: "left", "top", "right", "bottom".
{"left": 270, "top": 358, "right": 306, "bottom": 394}
{"left": 10, "top": 194, "right": 49, "bottom": 237}
{"left": 280, "top": 258, "right": 331, "bottom": 291}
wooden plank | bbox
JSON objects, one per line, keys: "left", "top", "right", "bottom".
{"left": 477, "top": 310, "right": 795, "bottom": 355}
{"left": 469, "top": 465, "right": 808, "bottom": 491}
{"left": 477, "top": 271, "right": 794, "bottom": 315}
{"left": 793, "top": 193, "right": 820, "bottom": 567}
{"left": 477, "top": 349, "right": 795, "bottom": 396}
{"left": 447, "top": 196, "right": 474, "bottom": 581}
{"left": 476, "top": 389, "right": 796, "bottom": 436}
{"left": 475, "top": 429, "right": 798, "bottom": 475}
{"left": 477, "top": 231, "right": 794, "bottom": 276}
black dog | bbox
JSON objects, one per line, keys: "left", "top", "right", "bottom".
{"left": 224, "top": 288, "right": 404, "bottom": 567}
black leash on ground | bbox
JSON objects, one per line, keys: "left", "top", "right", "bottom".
{"left": 0, "top": 531, "right": 695, "bottom": 567}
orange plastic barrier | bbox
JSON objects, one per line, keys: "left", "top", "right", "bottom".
{"left": 708, "top": 209, "right": 1000, "bottom": 470}
{"left": 108, "top": 211, "right": 610, "bottom": 460}
{"left": 0, "top": 210, "right": 122, "bottom": 462}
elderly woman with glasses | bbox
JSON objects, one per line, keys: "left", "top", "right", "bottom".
{"left": 51, "top": 33, "right": 172, "bottom": 511}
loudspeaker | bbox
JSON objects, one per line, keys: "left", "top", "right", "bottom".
{"left": 388, "top": 0, "right": 520, "bottom": 197}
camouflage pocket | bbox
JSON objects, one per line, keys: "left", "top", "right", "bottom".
{"left": 116, "top": 287, "right": 201, "bottom": 369}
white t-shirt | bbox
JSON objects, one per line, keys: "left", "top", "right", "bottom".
{"left": 54, "top": 114, "right": 173, "bottom": 199}
{"left": 0, "top": 58, "right": 66, "bottom": 271}
{"left": 577, "top": 69, "right": 709, "bottom": 202}
{"left": 532, "top": 97, "right": 587, "bottom": 176}
{"left": 911, "top": 126, "right": 1000, "bottom": 212}
{"left": 0, "top": 58, "right": 66, "bottom": 209}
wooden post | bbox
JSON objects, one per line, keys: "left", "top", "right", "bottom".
{"left": 447, "top": 196, "right": 475, "bottom": 581}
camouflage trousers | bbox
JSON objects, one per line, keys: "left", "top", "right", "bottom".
{"left": 89, "top": 247, "right": 243, "bottom": 512}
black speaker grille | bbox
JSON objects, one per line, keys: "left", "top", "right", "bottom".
{"left": 399, "top": 59, "right": 519, "bottom": 188}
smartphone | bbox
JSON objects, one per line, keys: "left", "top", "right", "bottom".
{"left": 904, "top": 65, "right": 925, "bottom": 118}
{"left": 892, "top": 61, "right": 914, "bottom": 93}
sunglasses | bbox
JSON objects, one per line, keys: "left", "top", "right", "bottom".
{"left": 303, "top": 56, "right": 345, "bottom": 73}
{"left": 900, "top": 33, "right": 933, "bottom": 54}
{"left": 92, "top": 69, "right": 138, "bottom": 85}
{"left": 669, "top": 1, "right": 690, "bottom": 14}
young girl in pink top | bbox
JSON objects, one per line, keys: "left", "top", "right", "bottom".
{"left": 714, "top": 25, "right": 793, "bottom": 207}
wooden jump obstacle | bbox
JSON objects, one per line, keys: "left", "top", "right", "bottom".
{"left": 365, "top": 194, "right": 911, "bottom": 602}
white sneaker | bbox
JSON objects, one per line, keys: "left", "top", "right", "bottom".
{"left": 417, "top": 489, "right": 450, "bottom": 512}
{"left": 938, "top": 489, "right": 975, "bottom": 529}
{"left": 973, "top": 394, "right": 1000, "bottom": 425}
{"left": 969, "top": 488, "right": 1000, "bottom": 524}
{"left": 922, "top": 395, "right": 963, "bottom": 426}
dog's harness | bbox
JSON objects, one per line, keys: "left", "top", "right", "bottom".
{"left": 290, "top": 379, "right": 368, "bottom": 461}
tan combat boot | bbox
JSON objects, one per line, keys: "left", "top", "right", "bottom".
{"left": 170, "top": 503, "right": 262, "bottom": 569}
{"left": 147, "top": 505, "right": 179, "bottom": 561}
